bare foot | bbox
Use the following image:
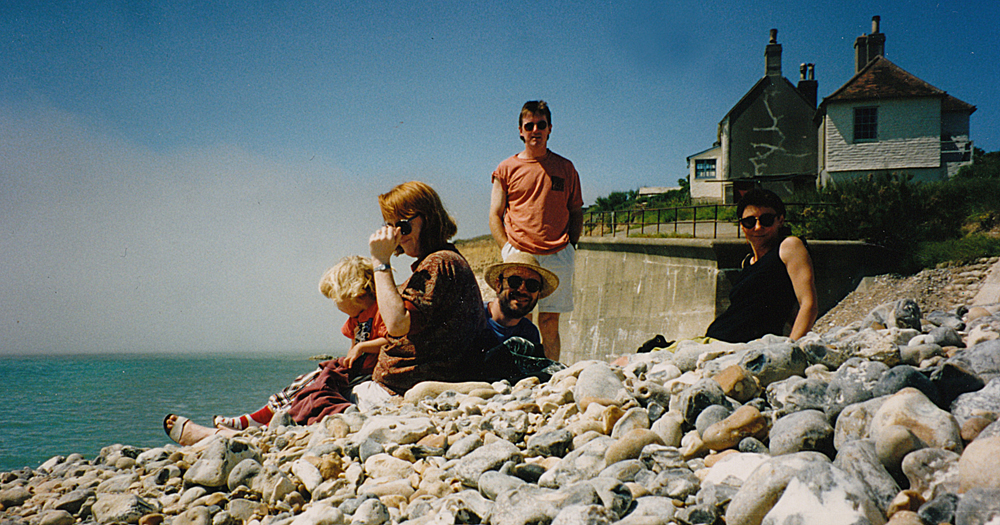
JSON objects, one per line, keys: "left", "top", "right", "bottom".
{"left": 164, "top": 414, "right": 236, "bottom": 446}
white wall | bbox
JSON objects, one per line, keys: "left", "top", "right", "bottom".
{"left": 824, "top": 98, "right": 941, "bottom": 174}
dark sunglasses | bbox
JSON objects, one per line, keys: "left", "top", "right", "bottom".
{"left": 522, "top": 120, "right": 548, "bottom": 132}
{"left": 388, "top": 218, "right": 414, "bottom": 235}
{"left": 503, "top": 275, "right": 542, "bottom": 293}
{"left": 739, "top": 213, "right": 778, "bottom": 229}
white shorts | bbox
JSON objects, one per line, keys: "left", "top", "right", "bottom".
{"left": 502, "top": 242, "right": 575, "bottom": 313}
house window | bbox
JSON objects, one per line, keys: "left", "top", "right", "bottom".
{"left": 854, "top": 107, "right": 878, "bottom": 141}
{"left": 695, "top": 159, "right": 716, "bottom": 179}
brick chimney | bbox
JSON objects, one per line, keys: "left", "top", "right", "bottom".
{"left": 854, "top": 16, "right": 885, "bottom": 73}
{"left": 797, "top": 63, "right": 818, "bottom": 108}
{"left": 765, "top": 28, "right": 782, "bottom": 77}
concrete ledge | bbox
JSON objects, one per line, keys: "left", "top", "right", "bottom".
{"left": 561, "top": 236, "right": 891, "bottom": 364}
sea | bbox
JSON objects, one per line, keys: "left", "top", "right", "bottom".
{"left": 0, "top": 351, "right": 340, "bottom": 473}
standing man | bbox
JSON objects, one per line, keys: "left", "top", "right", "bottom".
{"left": 489, "top": 100, "right": 583, "bottom": 361}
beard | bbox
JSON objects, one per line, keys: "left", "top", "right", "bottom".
{"left": 498, "top": 290, "right": 537, "bottom": 318}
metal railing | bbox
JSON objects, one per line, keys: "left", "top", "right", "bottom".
{"left": 583, "top": 202, "right": 825, "bottom": 239}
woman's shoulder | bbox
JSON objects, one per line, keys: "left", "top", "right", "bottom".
{"left": 778, "top": 236, "right": 811, "bottom": 262}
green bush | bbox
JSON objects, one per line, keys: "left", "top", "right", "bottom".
{"left": 915, "top": 234, "right": 1000, "bottom": 268}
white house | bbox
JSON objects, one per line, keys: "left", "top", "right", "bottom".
{"left": 816, "top": 17, "right": 976, "bottom": 185}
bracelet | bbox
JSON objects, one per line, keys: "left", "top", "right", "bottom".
{"left": 374, "top": 262, "right": 391, "bottom": 273}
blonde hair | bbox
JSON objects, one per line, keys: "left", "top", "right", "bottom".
{"left": 318, "top": 256, "right": 375, "bottom": 302}
{"left": 378, "top": 181, "right": 458, "bottom": 255}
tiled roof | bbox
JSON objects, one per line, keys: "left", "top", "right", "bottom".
{"left": 822, "top": 56, "right": 975, "bottom": 113}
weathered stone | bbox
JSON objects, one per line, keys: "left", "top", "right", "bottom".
{"left": 574, "top": 362, "right": 630, "bottom": 409}
{"left": 833, "top": 439, "right": 900, "bottom": 513}
{"left": 901, "top": 448, "right": 961, "bottom": 501}
{"left": 955, "top": 487, "right": 1000, "bottom": 525}
{"left": 870, "top": 388, "right": 962, "bottom": 453}
{"left": 454, "top": 439, "right": 523, "bottom": 487}
{"left": 766, "top": 375, "right": 829, "bottom": 417}
{"left": 873, "top": 365, "right": 941, "bottom": 407}
{"left": 605, "top": 429, "right": 663, "bottom": 465}
{"left": 958, "top": 436, "right": 1000, "bottom": 492}
{"left": 701, "top": 405, "right": 767, "bottom": 452}
{"left": 738, "top": 343, "right": 808, "bottom": 387}
{"left": 352, "top": 415, "right": 436, "bottom": 445}
{"left": 712, "top": 365, "right": 760, "bottom": 403}
{"left": 768, "top": 409, "right": 834, "bottom": 457}
{"left": 92, "top": 493, "right": 159, "bottom": 524}
{"left": 183, "top": 437, "right": 260, "bottom": 488}
{"left": 677, "top": 379, "right": 728, "bottom": 425}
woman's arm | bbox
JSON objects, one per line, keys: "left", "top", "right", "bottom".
{"left": 369, "top": 225, "right": 411, "bottom": 337}
{"left": 780, "top": 236, "right": 818, "bottom": 340}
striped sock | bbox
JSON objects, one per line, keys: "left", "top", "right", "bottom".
{"left": 213, "top": 407, "right": 273, "bottom": 430}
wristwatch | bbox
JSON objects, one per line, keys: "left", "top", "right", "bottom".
{"left": 374, "top": 262, "right": 391, "bottom": 273}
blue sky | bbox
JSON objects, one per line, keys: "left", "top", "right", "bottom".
{"left": 2, "top": 0, "right": 997, "bottom": 354}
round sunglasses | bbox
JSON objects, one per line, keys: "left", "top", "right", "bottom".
{"left": 502, "top": 274, "right": 542, "bottom": 293}
{"left": 739, "top": 213, "right": 778, "bottom": 229}
{"left": 522, "top": 120, "right": 548, "bottom": 132}
{"left": 387, "top": 218, "right": 414, "bottom": 236}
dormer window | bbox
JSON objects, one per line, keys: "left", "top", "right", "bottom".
{"left": 854, "top": 107, "right": 878, "bottom": 141}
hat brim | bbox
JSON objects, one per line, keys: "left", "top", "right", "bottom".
{"left": 484, "top": 262, "right": 559, "bottom": 299}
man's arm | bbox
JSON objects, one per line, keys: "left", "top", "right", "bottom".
{"left": 568, "top": 207, "right": 583, "bottom": 246}
{"left": 780, "top": 236, "right": 818, "bottom": 340}
{"left": 489, "top": 178, "right": 509, "bottom": 249}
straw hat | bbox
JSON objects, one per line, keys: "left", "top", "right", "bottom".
{"left": 484, "top": 252, "right": 559, "bottom": 299}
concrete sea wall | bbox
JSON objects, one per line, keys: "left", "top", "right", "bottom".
{"left": 561, "top": 237, "right": 891, "bottom": 363}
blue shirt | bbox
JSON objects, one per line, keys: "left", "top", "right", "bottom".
{"left": 484, "top": 302, "right": 541, "bottom": 345}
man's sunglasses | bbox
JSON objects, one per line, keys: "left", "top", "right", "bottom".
{"left": 739, "top": 213, "right": 778, "bottom": 229}
{"left": 502, "top": 275, "right": 542, "bottom": 293}
{"left": 522, "top": 120, "right": 548, "bottom": 132}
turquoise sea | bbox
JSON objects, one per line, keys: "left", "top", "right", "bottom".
{"left": 0, "top": 352, "right": 336, "bottom": 473}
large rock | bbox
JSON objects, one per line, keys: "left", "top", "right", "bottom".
{"left": 825, "top": 358, "right": 889, "bottom": 422}
{"left": 738, "top": 343, "right": 808, "bottom": 387}
{"left": 870, "top": 388, "right": 962, "bottom": 453}
{"left": 958, "top": 436, "right": 1000, "bottom": 492}
{"left": 91, "top": 494, "right": 159, "bottom": 524}
{"left": 768, "top": 410, "right": 834, "bottom": 457}
{"left": 183, "top": 437, "right": 261, "bottom": 488}
{"left": 574, "top": 362, "right": 630, "bottom": 408}
{"left": 352, "top": 415, "right": 436, "bottom": 445}
{"left": 724, "top": 452, "right": 883, "bottom": 525}
{"left": 947, "top": 339, "right": 1000, "bottom": 382}
{"left": 454, "top": 439, "right": 523, "bottom": 488}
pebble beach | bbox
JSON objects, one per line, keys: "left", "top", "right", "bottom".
{"left": 3, "top": 258, "right": 1000, "bottom": 525}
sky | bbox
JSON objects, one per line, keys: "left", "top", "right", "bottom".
{"left": 2, "top": 0, "right": 998, "bottom": 355}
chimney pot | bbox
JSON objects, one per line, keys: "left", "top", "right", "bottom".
{"left": 872, "top": 16, "right": 880, "bottom": 34}
{"left": 769, "top": 28, "right": 778, "bottom": 43}
{"left": 800, "top": 63, "right": 807, "bottom": 80}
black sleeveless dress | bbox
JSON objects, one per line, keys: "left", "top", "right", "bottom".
{"left": 705, "top": 239, "right": 798, "bottom": 343}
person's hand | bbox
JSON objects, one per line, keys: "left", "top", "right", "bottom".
{"left": 345, "top": 344, "right": 363, "bottom": 368}
{"left": 369, "top": 224, "right": 399, "bottom": 264}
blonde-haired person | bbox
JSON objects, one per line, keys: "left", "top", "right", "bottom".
{"left": 163, "top": 256, "right": 388, "bottom": 445}
{"left": 362, "top": 181, "right": 494, "bottom": 404}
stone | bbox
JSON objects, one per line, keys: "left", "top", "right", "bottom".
{"left": 586, "top": 478, "right": 633, "bottom": 518}
{"left": 929, "top": 361, "right": 986, "bottom": 408}
{"left": 738, "top": 342, "right": 808, "bottom": 387}
{"left": 0, "top": 486, "right": 33, "bottom": 508}
{"left": 901, "top": 448, "right": 961, "bottom": 501}
{"left": 886, "top": 510, "right": 924, "bottom": 525}
{"left": 766, "top": 375, "right": 829, "bottom": 417}
{"left": 352, "top": 415, "right": 436, "bottom": 445}
{"left": 824, "top": 358, "right": 889, "bottom": 423}
{"left": 605, "top": 429, "right": 663, "bottom": 465}
{"left": 478, "top": 471, "right": 526, "bottom": 501}
{"left": 402, "top": 381, "right": 494, "bottom": 404}
{"left": 724, "top": 452, "right": 882, "bottom": 525}
{"left": 711, "top": 365, "right": 760, "bottom": 403}
{"left": 251, "top": 466, "right": 297, "bottom": 505}
{"left": 550, "top": 504, "right": 617, "bottom": 525}
{"left": 615, "top": 496, "right": 676, "bottom": 525}
{"left": 173, "top": 506, "right": 211, "bottom": 525}
{"left": 631, "top": 381, "right": 672, "bottom": 408}
{"left": 955, "top": 487, "right": 1000, "bottom": 525}
{"left": 454, "top": 439, "right": 523, "bottom": 487}
{"left": 833, "top": 439, "right": 900, "bottom": 513}
{"left": 947, "top": 339, "right": 1000, "bottom": 382}
{"left": 676, "top": 378, "right": 728, "bottom": 425}
{"left": 363, "top": 453, "right": 415, "bottom": 480}
{"left": 899, "top": 343, "right": 944, "bottom": 366}
{"left": 701, "top": 452, "right": 769, "bottom": 486}
{"left": 92, "top": 493, "right": 159, "bottom": 524}
{"left": 694, "top": 404, "right": 733, "bottom": 437}
{"left": 573, "top": 362, "right": 630, "bottom": 409}
{"left": 738, "top": 437, "right": 769, "bottom": 454}
{"left": 875, "top": 425, "right": 923, "bottom": 478}
{"left": 611, "top": 407, "right": 650, "bottom": 438}
{"left": 649, "top": 410, "right": 684, "bottom": 447}
{"left": 226, "top": 458, "right": 261, "bottom": 491}
{"left": 873, "top": 365, "right": 941, "bottom": 407}
{"left": 445, "top": 433, "right": 483, "bottom": 460}
{"left": 38, "top": 510, "right": 75, "bottom": 525}
{"left": 350, "top": 498, "right": 389, "bottom": 525}
{"left": 862, "top": 299, "right": 922, "bottom": 331}
{"left": 53, "top": 488, "right": 94, "bottom": 515}
{"left": 834, "top": 395, "right": 891, "bottom": 449}
{"left": 958, "top": 436, "right": 1000, "bottom": 492}
{"left": 917, "top": 492, "right": 959, "bottom": 525}
{"left": 870, "top": 388, "right": 963, "bottom": 453}
{"left": 841, "top": 328, "right": 903, "bottom": 366}
{"left": 183, "top": 437, "right": 260, "bottom": 488}
{"left": 768, "top": 409, "right": 834, "bottom": 457}
{"left": 538, "top": 436, "right": 613, "bottom": 489}
{"left": 701, "top": 405, "right": 767, "bottom": 452}
{"left": 526, "top": 429, "right": 574, "bottom": 458}
{"left": 951, "top": 377, "right": 1000, "bottom": 427}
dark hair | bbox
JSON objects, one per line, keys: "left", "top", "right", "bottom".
{"left": 378, "top": 181, "right": 458, "bottom": 256}
{"left": 737, "top": 188, "right": 786, "bottom": 218}
{"left": 519, "top": 100, "right": 551, "bottom": 128}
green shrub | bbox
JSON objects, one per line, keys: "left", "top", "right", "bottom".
{"left": 915, "top": 234, "right": 1000, "bottom": 268}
